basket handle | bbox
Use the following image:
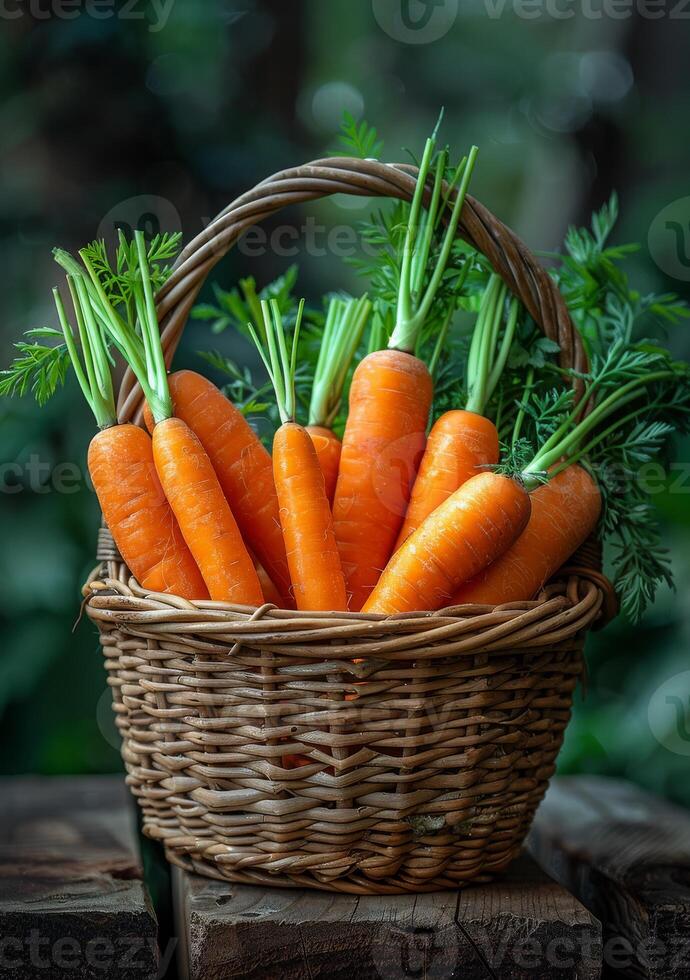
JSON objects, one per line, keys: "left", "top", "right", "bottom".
{"left": 115, "top": 156, "right": 589, "bottom": 423}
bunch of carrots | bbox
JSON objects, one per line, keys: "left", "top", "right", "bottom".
{"left": 3, "top": 116, "right": 690, "bottom": 625}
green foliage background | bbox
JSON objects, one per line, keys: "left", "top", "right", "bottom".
{"left": 1, "top": 1, "right": 689, "bottom": 804}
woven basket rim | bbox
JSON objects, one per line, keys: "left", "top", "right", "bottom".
{"left": 83, "top": 567, "right": 610, "bottom": 650}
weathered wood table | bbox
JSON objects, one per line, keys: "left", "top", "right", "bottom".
{"left": 2, "top": 775, "right": 689, "bottom": 979}
{"left": 0, "top": 777, "right": 158, "bottom": 979}
{"left": 172, "top": 852, "right": 601, "bottom": 979}
{"left": 528, "top": 775, "right": 690, "bottom": 980}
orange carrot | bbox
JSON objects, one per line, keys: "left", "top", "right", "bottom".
{"left": 89, "top": 424, "right": 209, "bottom": 599}
{"left": 305, "top": 424, "right": 341, "bottom": 505}
{"left": 143, "top": 370, "right": 291, "bottom": 599}
{"left": 362, "top": 471, "right": 531, "bottom": 615}
{"left": 452, "top": 465, "right": 601, "bottom": 606}
{"left": 395, "top": 410, "right": 499, "bottom": 549}
{"left": 306, "top": 294, "right": 371, "bottom": 504}
{"left": 274, "top": 421, "right": 348, "bottom": 610}
{"left": 333, "top": 133, "right": 478, "bottom": 610}
{"left": 151, "top": 416, "right": 263, "bottom": 604}
{"left": 249, "top": 298, "right": 348, "bottom": 612}
{"left": 333, "top": 349, "right": 433, "bottom": 609}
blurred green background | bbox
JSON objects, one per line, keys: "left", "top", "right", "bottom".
{"left": 1, "top": 0, "right": 689, "bottom": 804}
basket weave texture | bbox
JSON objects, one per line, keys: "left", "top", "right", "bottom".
{"left": 85, "top": 158, "right": 613, "bottom": 894}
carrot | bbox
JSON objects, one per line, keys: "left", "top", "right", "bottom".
{"left": 305, "top": 424, "right": 342, "bottom": 505}
{"left": 452, "top": 465, "right": 601, "bottom": 605}
{"left": 274, "top": 422, "right": 348, "bottom": 610}
{"left": 363, "top": 471, "right": 531, "bottom": 615}
{"left": 249, "top": 298, "right": 348, "bottom": 611}
{"left": 333, "top": 131, "right": 479, "bottom": 610}
{"left": 88, "top": 424, "right": 209, "bottom": 599}
{"left": 249, "top": 549, "right": 284, "bottom": 607}
{"left": 143, "top": 369, "right": 291, "bottom": 600}
{"left": 150, "top": 418, "right": 262, "bottom": 603}
{"left": 396, "top": 276, "right": 519, "bottom": 548}
{"left": 0, "top": 269, "right": 209, "bottom": 600}
{"left": 395, "top": 410, "right": 499, "bottom": 550}
{"left": 306, "top": 294, "right": 371, "bottom": 503}
{"left": 334, "top": 350, "right": 432, "bottom": 608}
{"left": 84, "top": 231, "right": 263, "bottom": 606}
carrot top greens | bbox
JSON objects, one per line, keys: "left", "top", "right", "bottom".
{"left": 464, "top": 274, "right": 520, "bottom": 416}
{"left": 308, "top": 294, "right": 371, "bottom": 429}
{"left": 488, "top": 198, "right": 690, "bottom": 620}
{"left": 53, "top": 230, "right": 185, "bottom": 428}
{"left": 352, "top": 116, "right": 477, "bottom": 360}
{"left": 247, "top": 298, "right": 306, "bottom": 426}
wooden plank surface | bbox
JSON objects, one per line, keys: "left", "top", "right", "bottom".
{"left": 0, "top": 776, "right": 159, "bottom": 979}
{"left": 529, "top": 775, "right": 690, "bottom": 980}
{"left": 173, "top": 852, "right": 601, "bottom": 980}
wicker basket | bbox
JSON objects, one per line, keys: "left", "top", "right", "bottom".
{"left": 84, "top": 157, "right": 616, "bottom": 894}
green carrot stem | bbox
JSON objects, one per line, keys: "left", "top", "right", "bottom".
{"left": 309, "top": 294, "right": 371, "bottom": 427}
{"left": 76, "top": 237, "right": 169, "bottom": 424}
{"left": 53, "top": 248, "right": 103, "bottom": 312}
{"left": 412, "top": 146, "right": 478, "bottom": 334}
{"left": 135, "top": 231, "right": 170, "bottom": 408}
{"left": 486, "top": 297, "right": 519, "bottom": 402}
{"left": 524, "top": 370, "right": 679, "bottom": 480}
{"left": 547, "top": 402, "right": 661, "bottom": 480}
{"left": 53, "top": 283, "right": 115, "bottom": 429}
{"left": 67, "top": 276, "right": 99, "bottom": 404}
{"left": 368, "top": 308, "right": 391, "bottom": 354}
{"left": 75, "top": 277, "right": 112, "bottom": 399}
{"left": 411, "top": 148, "right": 447, "bottom": 299}
{"left": 388, "top": 124, "right": 478, "bottom": 355}
{"left": 465, "top": 275, "right": 505, "bottom": 415}
{"left": 512, "top": 366, "right": 534, "bottom": 448}
{"left": 395, "top": 135, "right": 436, "bottom": 333}
{"left": 249, "top": 298, "right": 305, "bottom": 425}
{"left": 438, "top": 155, "right": 467, "bottom": 230}
{"left": 131, "top": 284, "right": 157, "bottom": 393}
{"left": 76, "top": 249, "right": 147, "bottom": 383}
